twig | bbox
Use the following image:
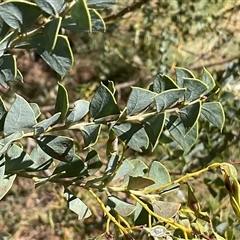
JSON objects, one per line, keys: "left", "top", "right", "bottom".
{"left": 143, "top": 163, "right": 221, "bottom": 194}
{"left": 88, "top": 188, "right": 129, "bottom": 235}
{"left": 129, "top": 192, "right": 191, "bottom": 238}
{"left": 189, "top": 55, "right": 239, "bottom": 70}
{"left": 104, "top": 0, "right": 151, "bottom": 23}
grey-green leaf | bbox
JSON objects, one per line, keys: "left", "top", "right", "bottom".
{"left": 154, "top": 88, "right": 185, "bottom": 112}
{"left": 179, "top": 101, "right": 201, "bottom": 134}
{"left": 0, "top": 54, "right": 17, "bottom": 88}
{"left": 71, "top": 0, "right": 92, "bottom": 32}
{"left": 87, "top": 0, "right": 116, "bottom": 8}
{"left": 112, "top": 123, "right": 149, "bottom": 152}
{"left": 0, "top": 174, "right": 16, "bottom": 200}
{"left": 152, "top": 74, "right": 178, "bottom": 93}
{"left": 64, "top": 189, "right": 91, "bottom": 219}
{"left": 5, "top": 144, "right": 33, "bottom": 172}
{"left": 107, "top": 195, "right": 136, "bottom": 217}
{"left": 4, "top": 95, "right": 37, "bottom": 135}
{"left": 0, "top": 1, "right": 41, "bottom": 32}
{"left": 28, "top": 144, "right": 53, "bottom": 171}
{"left": 0, "top": 132, "right": 23, "bottom": 155}
{"left": 166, "top": 115, "right": 198, "bottom": 153}
{"left": 134, "top": 202, "right": 149, "bottom": 225}
{"left": 62, "top": 10, "right": 105, "bottom": 32}
{"left": 43, "top": 17, "right": 62, "bottom": 52}
{"left": 33, "top": 0, "right": 65, "bottom": 15}
{"left": 202, "top": 68, "right": 216, "bottom": 94}
{"left": 152, "top": 200, "right": 181, "bottom": 219}
{"left": 183, "top": 78, "right": 208, "bottom": 102}
{"left": 0, "top": 155, "right": 5, "bottom": 183}
{"left": 66, "top": 100, "right": 89, "bottom": 125}
{"left": 0, "top": 30, "right": 18, "bottom": 57}
{"left": 143, "top": 112, "right": 165, "bottom": 150}
{"left": 128, "top": 159, "right": 148, "bottom": 177}
{"left": 127, "top": 87, "right": 156, "bottom": 115}
{"left": 123, "top": 159, "right": 148, "bottom": 186}
{"left": 175, "top": 67, "right": 195, "bottom": 87}
{"left": 145, "top": 161, "right": 171, "bottom": 191}
{"left": 0, "top": 96, "right": 7, "bottom": 131}
{"left": 127, "top": 176, "right": 155, "bottom": 190}
{"left": 54, "top": 82, "right": 69, "bottom": 122}
{"left": 105, "top": 154, "right": 121, "bottom": 174}
{"left": 53, "top": 154, "right": 86, "bottom": 178}
{"left": 37, "top": 135, "right": 75, "bottom": 162}
{"left": 90, "top": 83, "right": 120, "bottom": 120}
{"left": 30, "top": 103, "right": 41, "bottom": 119}
{"left": 0, "top": 17, "right": 9, "bottom": 40}
{"left": 90, "top": 9, "right": 106, "bottom": 32}
{"left": 34, "top": 113, "right": 61, "bottom": 136}
{"left": 144, "top": 225, "right": 170, "bottom": 239}
{"left": 201, "top": 102, "right": 225, "bottom": 131}
{"left": 81, "top": 124, "right": 101, "bottom": 148}
{"left": 33, "top": 35, "right": 73, "bottom": 77}
{"left": 85, "top": 149, "right": 102, "bottom": 175}
{"left": 112, "top": 159, "right": 134, "bottom": 181}
{"left": 90, "top": 154, "right": 121, "bottom": 184}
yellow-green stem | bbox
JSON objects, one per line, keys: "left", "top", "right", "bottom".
{"left": 144, "top": 163, "right": 220, "bottom": 194}
{"left": 117, "top": 214, "right": 131, "bottom": 230}
{"left": 129, "top": 192, "right": 191, "bottom": 237}
{"left": 88, "top": 188, "right": 129, "bottom": 235}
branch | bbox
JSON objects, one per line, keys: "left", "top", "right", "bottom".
{"left": 189, "top": 55, "right": 239, "bottom": 70}
{"left": 129, "top": 192, "right": 192, "bottom": 237}
{"left": 88, "top": 188, "right": 131, "bottom": 237}
{"left": 104, "top": 0, "right": 151, "bottom": 23}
